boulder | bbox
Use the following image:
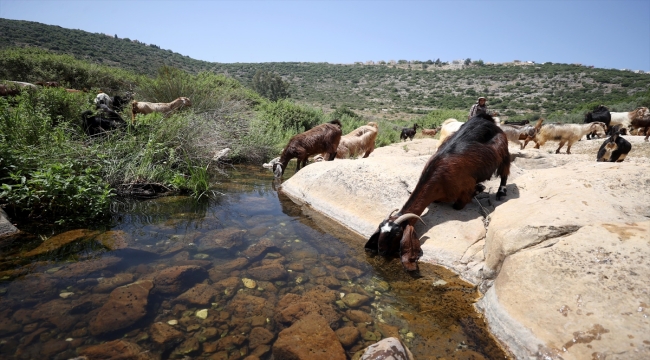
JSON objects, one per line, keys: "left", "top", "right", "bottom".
{"left": 273, "top": 313, "right": 346, "bottom": 360}
{"left": 279, "top": 138, "right": 650, "bottom": 359}
{"left": 89, "top": 280, "right": 153, "bottom": 335}
{"left": 0, "top": 208, "right": 18, "bottom": 238}
{"left": 360, "top": 337, "right": 414, "bottom": 360}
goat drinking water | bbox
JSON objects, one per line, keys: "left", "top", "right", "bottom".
{"left": 365, "top": 114, "right": 511, "bottom": 271}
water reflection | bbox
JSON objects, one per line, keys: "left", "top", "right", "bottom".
{"left": 0, "top": 166, "right": 508, "bottom": 359}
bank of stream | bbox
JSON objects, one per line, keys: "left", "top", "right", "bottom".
{"left": 0, "top": 165, "right": 508, "bottom": 359}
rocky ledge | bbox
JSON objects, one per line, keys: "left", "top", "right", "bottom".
{"left": 280, "top": 137, "right": 650, "bottom": 359}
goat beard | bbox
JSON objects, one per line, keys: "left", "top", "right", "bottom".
{"left": 400, "top": 224, "right": 423, "bottom": 271}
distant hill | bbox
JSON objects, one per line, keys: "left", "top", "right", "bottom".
{"left": 2, "top": 18, "right": 649, "bottom": 117}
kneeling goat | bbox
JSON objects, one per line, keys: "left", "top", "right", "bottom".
{"left": 365, "top": 114, "right": 510, "bottom": 271}
{"left": 597, "top": 127, "right": 632, "bottom": 162}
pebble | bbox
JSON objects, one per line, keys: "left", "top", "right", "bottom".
{"left": 168, "top": 320, "right": 178, "bottom": 325}
{"left": 193, "top": 253, "right": 210, "bottom": 260}
{"left": 65, "top": 338, "right": 73, "bottom": 342}
{"left": 242, "top": 278, "right": 256, "bottom": 289}
{"left": 196, "top": 309, "right": 209, "bottom": 319}
{"left": 46, "top": 267, "right": 62, "bottom": 274}
{"left": 59, "top": 292, "right": 74, "bottom": 299}
{"left": 432, "top": 279, "right": 447, "bottom": 287}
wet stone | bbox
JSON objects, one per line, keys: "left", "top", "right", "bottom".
{"left": 212, "top": 258, "right": 249, "bottom": 273}
{"left": 247, "top": 263, "right": 287, "bottom": 281}
{"left": 175, "top": 283, "right": 219, "bottom": 306}
{"left": 150, "top": 322, "right": 184, "bottom": 346}
{"left": 335, "top": 266, "right": 364, "bottom": 280}
{"left": 94, "top": 273, "right": 134, "bottom": 293}
{"left": 342, "top": 293, "right": 371, "bottom": 308}
{"left": 23, "top": 229, "right": 99, "bottom": 257}
{"left": 287, "top": 263, "right": 305, "bottom": 272}
{"left": 314, "top": 276, "right": 342, "bottom": 288}
{"left": 174, "top": 337, "right": 201, "bottom": 356}
{"left": 198, "top": 228, "right": 245, "bottom": 252}
{"left": 153, "top": 265, "right": 207, "bottom": 294}
{"left": 41, "top": 339, "right": 69, "bottom": 356}
{"left": 273, "top": 312, "right": 346, "bottom": 360}
{"left": 336, "top": 326, "right": 360, "bottom": 347}
{"left": 95, "top": 230, "right": 130, "bottom": 250}
{"left": 79, "top": 339, "right": 157, "bottom": 360}
{"left": 89, "top": 280, "right": 153, "bottom": 336}
{"left": 243, "top": 237, "right": 276, "bottom": 259}
{"left": 227, "top": 293, "right": 271, "bottom": 319}
{"left": 249, "top": 327, "right": 275, "bottom": 349}
{"left": 52, "top": 256, "right": 122, "bottom": 278}
{"left": 346, "top": 310, "right": 373, "bottom": 324}
{"left": 214, "top": 334, "right": 246, "bottom": 351}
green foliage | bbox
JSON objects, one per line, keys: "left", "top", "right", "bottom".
{"left": 418, "top": 109, "right": 468, "bottom": 127}
{"left": 0, "top": 163, "right": 112, "bottom": 225}
{"left": 252, "top": 70, "right": 290, "bottom": 102}
{"left": 0, "top": 47, "right": 138, "bottom": 93}
{"left": 256, "top": 99, "right": 324, "bottom": 133}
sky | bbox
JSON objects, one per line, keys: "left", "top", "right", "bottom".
{"left": 1, "top": 0, "right": 649, "bottom": 71}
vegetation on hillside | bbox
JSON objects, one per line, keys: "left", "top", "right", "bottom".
{"left": 2, "top": 18, "right": 649, "bottom": 119}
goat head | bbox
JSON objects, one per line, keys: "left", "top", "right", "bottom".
{"left": 365, "top": 210, "right": 424, "bottom": 271}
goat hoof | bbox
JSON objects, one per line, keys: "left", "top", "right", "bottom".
{"left": 474, "top": 184, "right": 486, "bottom": 195}
{"left": 496, "top": 186, "right": 507, "bottom": 200}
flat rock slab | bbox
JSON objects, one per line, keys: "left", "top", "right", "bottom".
{"left": 23, "top": 229, "right": 99, "bottom": 257}
{"left": 89, "top": 280, "right": 153, "bottom": 335}
{"left": 279, "top": 137, "right": 650, "bottom": 359}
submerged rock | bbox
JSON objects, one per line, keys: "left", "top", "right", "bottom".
{"left": 89, "top": 280, "right": 153, "bottom": 335}
{"left": 273, "top": 312, "right": 346, "bottom": 360}
{"left": 23, "top": 229, "right": 99, "bottom": 257}
{"left": 152, "top": 265, "right": 207, "bottom": 294}
{"left": 79, "top": 339, "right": 157, "bottom": 360}
{"left": 360, "top": 337, "right": 414, "bottom": 360}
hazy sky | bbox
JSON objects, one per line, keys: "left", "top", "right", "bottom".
{"left": 1, "top": 0, "right": 649, "bottom": 71}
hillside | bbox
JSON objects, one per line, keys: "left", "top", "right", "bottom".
{"left": 2, "top": 18, "right": 649, "bottom": 118}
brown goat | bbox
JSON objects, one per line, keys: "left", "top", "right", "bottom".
{"left": 502, "top": 118, "right": 544, "bottom": 149}
{"left": 421, "top": 128, "right": 440, "bottom": 137}
{"left": 630, "top": 116, "right": 650, "bottom": 141}
{"left": 273, "top": 120, "right": 342, "bottom": 178}
{"left": 332, "top": 122, "right": 378, "bottom": 159}
{"left": 365, "top": 114, "right": 510, "bottom": 271}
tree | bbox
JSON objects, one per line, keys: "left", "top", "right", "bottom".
{"left": 252, "top": 70, "right": 290, "bottom": 101}
{"left": 464, "top": 58, "right": 472, "bottom": 66}
{"left": 435, "top": 58, "right": 441, "bottom": 66}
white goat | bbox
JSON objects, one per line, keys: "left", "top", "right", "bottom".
{"left": 501, "top": 119, "right": 544, "bottom": 149}
{"left": 332, "top": 122, "right": 378, "bottom": 159}
{"left": 438, "top": 118, "right": 463, "bottom": 144}
{"left": 131, "top": 97, "right": 192, "bottom": 123}
{"left": 609, "top": 107, "right": 650, "bottom": 130}
{"left": 531, "top": 122, "right": 607, "bottom": 154}
{"left": 94, "top": 92, "right": 113, "bottom": 109}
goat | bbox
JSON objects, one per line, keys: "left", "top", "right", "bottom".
{"left": 331, "top": 122, "right": 378, "bottom": 159}
{"left": 530, "top": 122, "right": 607, "bottom": 154}
{"left": 112, "top": 92, "right": 134, "bottom": 112}
{"left": 503, "top": 120, "right": 530, "bottom": 126}
{"left": 596, "top": 127, "right": 632, "bottom": 162}
{"left": 501, "top": 119, "right": 544, "bottom": 150}
{"left": 630, "top": 115, "right": 650, "bottom": 142}
{"left": 610, "top": 107, "right": 649, "bottom": 133}
{"left": 365, "top": 114, "right": 510, "bottom": 271}
{"left": 584, "top": 105, "right": 611, "bottom": 140}
{"left": 81, "top": 110, "right": 126, "bottom": 136}
{"left": 421, "top": 127, "right": 440, "bottom": 137}
{"left": 131, "top": 97, "right": 192, "bottom": 123}
{"left": 400, "top": 124, "right": 419, "bottom": 141}
{"left": 94, "top": 92, "right": 113, "bottom": 108}
{"left": 263, "top": 157, "right": 281, "bottom": 169}
{"left": 273, "top": 120, "right": 343, "bottom": 178}
{"left": 437, "top": 118, "right": 463, "bottom": 144}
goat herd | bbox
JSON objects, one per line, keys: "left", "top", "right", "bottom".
{"left": 0, "top": 80, "right": 193, "bottom": 136}
{"left": 268, "top": 105, "right": 650, "bottom": 271}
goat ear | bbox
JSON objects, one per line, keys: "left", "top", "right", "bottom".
{"left": 399, "top": 225, "right": 422, "bottom": 272}
{"left": 364, "top": 229, "right": 380, "bottom": 252}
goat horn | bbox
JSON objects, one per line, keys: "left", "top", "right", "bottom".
{"left": 385, "top": 208, "right": 399, "bottom": 220}
{"left": 394, "top": 213, "right": 425, "bottom": 226}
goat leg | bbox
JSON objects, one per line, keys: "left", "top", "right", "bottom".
{"left": 555, "top": 141, "right": 566, "bottom": 154}
{"left": 474, "top": 183, "right": 486, "bottom": 195}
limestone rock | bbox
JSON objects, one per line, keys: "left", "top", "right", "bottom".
{"left": 89, "top": 280, "right": 153, "bottom": 335}
{"left": 0, "top": 208, "right": 18, "bottom": 238}
{"left": 273, "top": 313, "right": 346, "bottom": 360}
{"left": 477, "top": 222, "right": 650, "bottom": 359}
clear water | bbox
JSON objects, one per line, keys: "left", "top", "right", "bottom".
{"left": 0, "top": 165, "right": 508, "bottom": 359}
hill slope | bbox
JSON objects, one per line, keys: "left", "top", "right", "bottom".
{"left": 2, "top": 18, "right": 649, "bottom": 116}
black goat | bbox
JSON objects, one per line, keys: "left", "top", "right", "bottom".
{"left": 112, "top": 92, "right": 134, "bottom": 112}
{"left": 400, "top": 124, "right": 419, "bottom": 141}
{"left": 584, "top": 105, "right": 611, "bottom": 139}
{"left": 596, "top": 127, "right": 632, "bottom": 162}
{"left": 365, "top": 114, "right": 510, "bottom": 271}
{"left": 503, "top": 120, "right": 530, "bottom": 126}
{"left": 81, "top": 110, "right": 126, "bottom": 136}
